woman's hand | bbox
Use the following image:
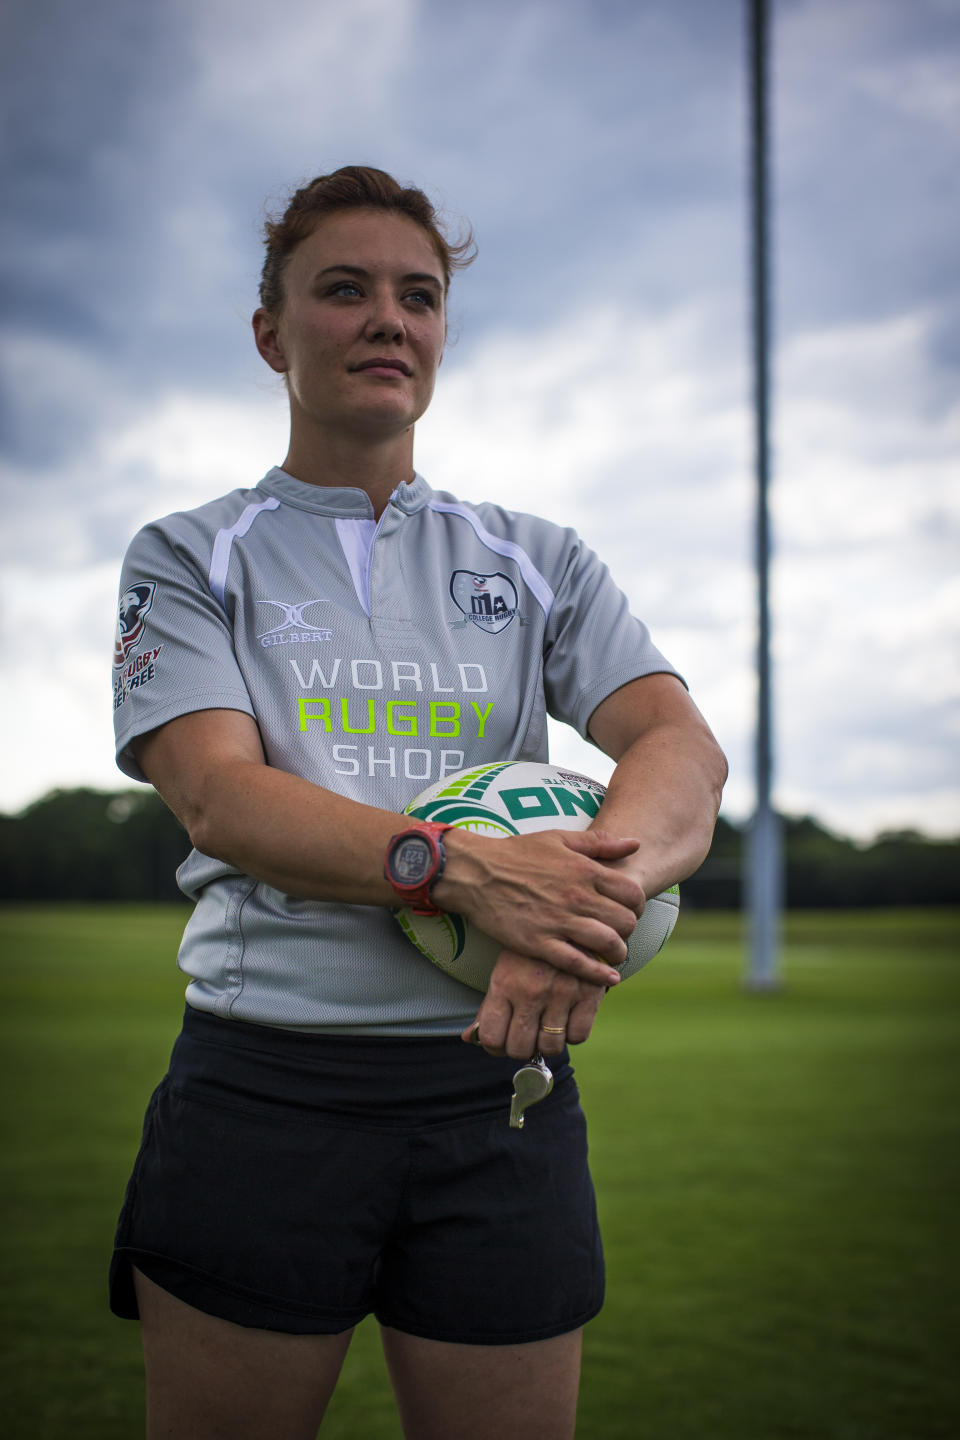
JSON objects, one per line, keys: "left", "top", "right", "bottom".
{"left": 460, "top": 949, "right": 609, "bottom": 1060}
{"left": 132, "top": 713, "right": 644, "bottom": 999}
{"left": 435, "top": 827, "right": 645, "bottom": 989}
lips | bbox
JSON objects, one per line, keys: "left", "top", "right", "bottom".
{"left": 352, "top": 357, "right": 411, "bottom": 376}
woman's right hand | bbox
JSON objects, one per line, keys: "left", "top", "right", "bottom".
{"left": 434, "top": 826, "right": 645, "bottom": 989}
{"left": 133, "top": 710, "right": 642, "bottom": 993}
{"left": 462, "top": 947, "right": 610, "bottom": 1060}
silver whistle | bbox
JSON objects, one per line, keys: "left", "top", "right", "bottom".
{"left": 509, "top": 1052, "right": 554, "bottom": 1130}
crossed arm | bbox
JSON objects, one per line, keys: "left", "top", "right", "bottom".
{"left": 133, "top": 672, "right": 726, "bottom": 1058}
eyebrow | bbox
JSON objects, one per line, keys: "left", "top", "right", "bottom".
{"left": 314, "top": 264, "right": 444, "bottom": 292}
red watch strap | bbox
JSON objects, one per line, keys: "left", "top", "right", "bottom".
{"left": 384, "top": 822, "right": 453, "bottom": 915}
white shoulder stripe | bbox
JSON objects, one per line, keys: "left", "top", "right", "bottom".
{"left": 209, "top": 496, "right": 281, "bottom": 607}
{"left": 427, "top": 500, "right": 555, "bottom": 620}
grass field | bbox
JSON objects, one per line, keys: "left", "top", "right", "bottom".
{"left": 1, "top": 905, "right": 958, "bottom": 1439}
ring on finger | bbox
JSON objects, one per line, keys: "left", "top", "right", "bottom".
{"left": 540, "top": 1024, "right": 567, "bottom": 1035}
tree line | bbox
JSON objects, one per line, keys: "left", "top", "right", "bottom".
{"left": 0, "top": 786, "right": 957, "bottom": 908}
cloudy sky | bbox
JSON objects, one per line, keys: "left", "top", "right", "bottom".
{"left": 2, "top": 0, "right": 958, "bottom": 839}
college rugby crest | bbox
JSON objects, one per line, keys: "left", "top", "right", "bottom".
{"left": 450, "top": 571, "right": 518, "bottom": 634}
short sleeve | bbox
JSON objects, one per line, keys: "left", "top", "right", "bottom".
{"left": 542, "top": 535, "right": 683, "bottom": 738}
{"left": 112, "top": 520, "right": 255, "bottom": 781}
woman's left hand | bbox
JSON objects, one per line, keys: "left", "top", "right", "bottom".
{"left": 460, "top": 949, "right": 609, "bottom": 1060}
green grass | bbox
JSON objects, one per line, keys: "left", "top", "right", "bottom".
{"left": 1, "top": 906, "right": 958, "bottom": 1438}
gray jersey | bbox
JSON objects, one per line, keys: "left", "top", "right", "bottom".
{"left": 113, "top": 467, "right": 681, "bottom": 1033}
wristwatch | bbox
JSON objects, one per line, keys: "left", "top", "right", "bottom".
{"left": 383, "top": 822, "right": 453, "bottom": 915}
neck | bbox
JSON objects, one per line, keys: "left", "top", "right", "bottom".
{"left": 281, "top": 425, "right": 417, "bottom": 519}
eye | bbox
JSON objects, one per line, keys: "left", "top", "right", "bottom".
{"left": 327, "top": 280, "right": 362, "bottom": 298}
{"left": 405, "top": 289, "right": 438, "bottom": 309}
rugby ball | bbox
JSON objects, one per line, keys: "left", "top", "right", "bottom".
{"left": 393, "top": 760, "right": 679, "bottom": 991}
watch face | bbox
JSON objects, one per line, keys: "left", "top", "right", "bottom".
{"left": 393, "top": 835, "right": 432, "bottom": 884}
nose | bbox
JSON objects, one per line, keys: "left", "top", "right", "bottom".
{"left": 364, "top": 289, "right": 405, "bottom": 344}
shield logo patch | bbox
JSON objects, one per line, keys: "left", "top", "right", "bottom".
{"left": 113, "top": 581, "right": 157, "bottom": 667}
{"left": 450, "top": 571, "right": 519, "bottom": 634}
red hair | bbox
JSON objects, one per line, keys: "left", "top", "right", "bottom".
{"left": 259, "top": 165, "right": 475, "bottom": 313}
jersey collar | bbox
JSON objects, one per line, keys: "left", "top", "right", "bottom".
{"left": 257, "top": 466, "right": 432, "bottom": 517}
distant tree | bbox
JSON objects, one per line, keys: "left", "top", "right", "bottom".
{"left": 678, "top": 814, "right": 960, "bottom": 910}
{"left": 0, "top": 790, "right": 957, "bottom": 908}
{"left": 845, "top": 829, "right": 960, "bottom": 908}
{"left": 680, "top": 815, "right": 742, "bottom": 909}
{"left": 0, "top": 788, "right": 189, "bottom": 902}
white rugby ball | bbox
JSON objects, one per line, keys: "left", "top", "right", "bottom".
{"left": 393, "top": 760, "right": 679, "bottom": 991}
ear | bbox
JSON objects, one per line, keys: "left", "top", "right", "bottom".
{"left": 252, "top": 307, "right": 288, "bottom": 373}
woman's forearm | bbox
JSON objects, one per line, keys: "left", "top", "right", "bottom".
{"left": 587, "top": 674, "right": 728, "bottom": 901}
{"left": 136, "top": 708, "right": 635, "bottom": 985}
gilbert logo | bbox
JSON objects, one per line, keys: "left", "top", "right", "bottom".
{"left": 257, "top": 599, "right": 333, "bottom": 648}
{"left": 450, "top": 572, "right": 519, "bottom": 635}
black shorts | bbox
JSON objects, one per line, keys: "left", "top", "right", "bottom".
{"left": 110, "top": 1006, "right": 604, "bottom": 1345}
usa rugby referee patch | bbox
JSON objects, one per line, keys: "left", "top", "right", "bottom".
{"left": 114, "top": 581, "right": 157, "bottom": 666}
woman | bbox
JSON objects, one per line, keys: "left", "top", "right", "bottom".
{"left": 110, "top": 165, "right": 726, "bottom": 1439}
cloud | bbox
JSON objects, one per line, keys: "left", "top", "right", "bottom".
{"left": 0, "top": 559, "right": 121, "bottom": 810}
{"left": 1, "top": 377, "right": 288, "bottom": 566}
{"left": 424, "top": 296, "right": 960, "bottom": 837}
{"left": 0, "top": 0, "right": 957, "bottom": 841}
{"left": 774, "top": 0, "right": 960, "bottom": 328}
{"left": 2, "top": 274, "right": 956, "bottom": 839}
{"left": 1, "top": 0, "right": 748, "bottom": 467}
{"left": 0, "top": 383, "right": 291, "bottom": 814}
{"left": 177, "top": 0, "right": 416, "bottom": 122}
